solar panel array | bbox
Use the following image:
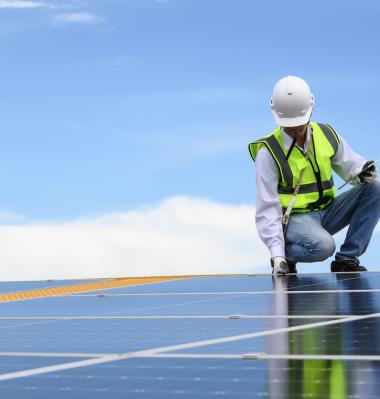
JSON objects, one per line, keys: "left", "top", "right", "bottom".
{"left": 0, "top": 272, "right": 379, "bottom": 398}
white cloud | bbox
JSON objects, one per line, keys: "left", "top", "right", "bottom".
{"left": 0, "top": 0, "right": 47, "bottom": 8}
{"left": 53, "top": 11, "right": 104, "bottom": 25}
{"left": 0, "top": 196, "right": 267, "bottom": 281}
{"left": 0, "top": 210, "right": 24, "bottom": 223}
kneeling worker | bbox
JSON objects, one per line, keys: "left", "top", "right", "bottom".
{"left": 249, "top": 76, "right": 380, "bottom": 275}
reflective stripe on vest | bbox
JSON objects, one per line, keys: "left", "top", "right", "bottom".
{"left": 318, "top": 123, "right": 340, "bottom": 153}
{"left": 250, "top": 135, "right": 293, "bottom": 186}
{"left": 278, "top": 175, "right": 334, "bottom": 195}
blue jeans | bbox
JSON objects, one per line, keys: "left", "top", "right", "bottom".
{"left": 285, "top": 180, "right": 380, "bottom": 264}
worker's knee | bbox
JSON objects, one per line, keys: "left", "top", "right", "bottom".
{"left": 312, "top": 235, "right": 335, "bottom": 261}
{"left": 302, "top": 234, "right": 335, "bottom": 262}
{"left": 286, "top": 228, "right": 336, "bottom": 263}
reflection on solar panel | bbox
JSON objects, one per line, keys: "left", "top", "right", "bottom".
{"left": 0, "top": 272, "right": 379, "bottom": 398}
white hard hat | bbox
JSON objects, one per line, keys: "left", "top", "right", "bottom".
{"left": 270, "top": 76, "right": 315, "bottom": 127}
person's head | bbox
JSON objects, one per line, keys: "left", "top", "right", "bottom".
{"left": 270, "top": 76, "right": 314, "bottom": 128}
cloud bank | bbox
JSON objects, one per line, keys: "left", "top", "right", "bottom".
{"left": 0, "top": 196, "right": 266, "bottom": 281}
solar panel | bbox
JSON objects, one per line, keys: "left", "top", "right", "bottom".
{"left": 0, "top": 272, "right": 379, "bottom": 398}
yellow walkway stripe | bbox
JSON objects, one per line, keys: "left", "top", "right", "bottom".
{"left": 0, "top": 276, "right": 185, "bottom": 303}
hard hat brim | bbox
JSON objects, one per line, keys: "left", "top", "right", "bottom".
{"left": 272, "top": 109, "right": 312, "bottom": 127}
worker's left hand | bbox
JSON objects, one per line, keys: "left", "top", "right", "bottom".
{"left": 359, "top": 160, "right": 377, "bottom": 183}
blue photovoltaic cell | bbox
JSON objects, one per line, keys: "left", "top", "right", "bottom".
{"left": 74, "top": 275, "right": 279, "bottom": 295}
{"left": 0, "top": 293, "right": 278, "bottom": 317}
{"left": 174, "top": 317, "right": 380, "bottom": 356}
{"left": 70, "top": 274, "right": 352, "bottom": 295}
{"left": 0, "top": 356, "right": 84, "bottom": 375}
{"left": 0, "top": 358, "right": 269, "bottom": 399}
{"left": 0, "top": 318, "right": 328, "bottom": 354}
{"left": 1, "top": 358, "right": 380, "bottom": 399}
{"left": 69, "top": 273, "right": 380, "bottom": 296}
{"left": 1, "top": 289, "right": 380, "bottom": 317}
{"left": 0, "top": 272, "right": 379, "bottom": 398}
{"left": 287, "top": 273, "right": 380, "bottom": 291}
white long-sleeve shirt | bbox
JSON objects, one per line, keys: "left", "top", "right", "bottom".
{"left": 254, "top": 124, "right": 366, "bottom": 259}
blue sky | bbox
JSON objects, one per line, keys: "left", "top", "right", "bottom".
{"left": 0, "top": 0, "right": 379, "bottom": 278}
{"left": 0, "top": 0, "right": 378, "bottom": 220}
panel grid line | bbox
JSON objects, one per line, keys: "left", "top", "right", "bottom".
{"left": 67, "top": 288, "right": 380, "bottom": 297}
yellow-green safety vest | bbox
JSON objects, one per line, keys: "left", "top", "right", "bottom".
{"left": 248, "top": 122, "right": 340, "bottom": 213}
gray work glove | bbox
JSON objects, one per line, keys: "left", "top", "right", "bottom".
{"left": 359, "top": 160, "right": 377, "bottom": 183}
{"left": 271, "top": 256, "right": 289, "bottom": 276}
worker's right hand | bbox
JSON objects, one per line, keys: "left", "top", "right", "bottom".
{"left": 359, "top": 160, "right": 377, "bottom": 183}
{"left": 271, "top": 256, "right": 289, "bottom": 276}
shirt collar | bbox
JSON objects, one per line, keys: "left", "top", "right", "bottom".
{"left": 280, "top": 124, "right": 312, "bottom": 152}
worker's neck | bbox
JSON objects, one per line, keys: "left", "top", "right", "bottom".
{"left": 283, "top": 125, "right": 308, "bottom": 148}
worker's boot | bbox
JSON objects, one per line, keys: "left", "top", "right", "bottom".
{"left": 330, "top": 259, "right": 367, "bottom": 273}
{"left": 270, "top": 258, "right": 289, "bottom": 276}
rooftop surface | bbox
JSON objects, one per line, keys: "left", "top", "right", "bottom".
{"left": 0, "top": 272, "right": 379, "bottom": 398}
